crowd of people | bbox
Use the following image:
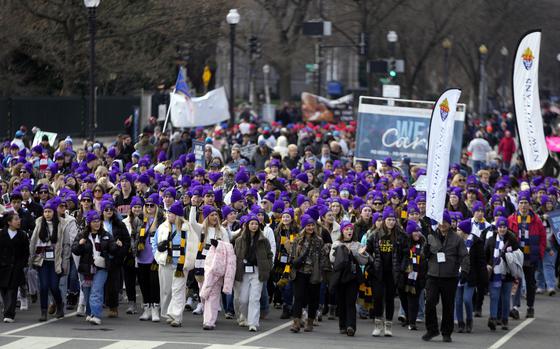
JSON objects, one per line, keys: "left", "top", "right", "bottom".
{"left": 0, "top": 110, "right": 559, "bottom": 343}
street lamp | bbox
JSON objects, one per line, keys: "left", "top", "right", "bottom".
{"left": 500, "top": 46, "right": 508, "bottom": 111}
{"left": 226, "top": 9, "right": 240, "bottom": 125}
{"left": 84, "top": 0, "right": 100, "bottom": 140}
{"left": 442, "top": 38, "right": 452, "bottom": 89}
{"left": 556, "top": 53, "right": 560, "bottom": 96}
{"left": 263, "top": 64, "right": 271, "bottom": 105}
{"left": 478, "top": 44, "right": 488, "bottom": 116}
{"left": 387, "top": 30, "right": 398, "bottom": 57}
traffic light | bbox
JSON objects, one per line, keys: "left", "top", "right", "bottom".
{"left": 249, "top": 35, "right": 258, "bottom": 55}
{"left": 388, "top": 59, "right": 397, "bottom": 78}
{"left": 358, "top": 32, "right": 368, "bottom": 56}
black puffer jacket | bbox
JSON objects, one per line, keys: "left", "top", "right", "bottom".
{"left": 366, "top": 226, "right": 409, "bottom": 287}
{"left": 103, "top": 217, "right": 131, "bottom": 266}
{"left": 72, "top": 230, "right": 116, "bottom": 275}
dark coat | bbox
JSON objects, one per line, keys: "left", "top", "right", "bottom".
{"left": 366, "top": 226, "right": 408, "bottom": 287}
{"left": 398, "top": 235, "right": 428, "bottom": 291}
{"left": 485, "top": 231, "right": 520, "bottom": 283}
{"left": 464, "top": 235, "right": 487, "bottom": 287}
{"left": 289, "top": 233, "right": 327, "bottom": 284}
{"left": 72, "top": 230, "right": 116, "bottom": 275}
{"left": 424, "top": 229, "right": 470, "bottom": 278}
{"left": 104, "top": 217, "right": 131, "bottom": 266}
{"left": 233, "top": 231, "right": 273, "bottom": 282}
{"left": 0, "top": 229, "right": 30, "bottom": 288}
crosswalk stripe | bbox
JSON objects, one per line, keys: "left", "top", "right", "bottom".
{"left": 99, "top": 340, "right": 166, "bottom": 349}
{"left": 0, "top": 336, "right": 72, "bottom": 348}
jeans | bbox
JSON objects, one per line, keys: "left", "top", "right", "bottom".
{"left": 222, "top": 292, "right": 235, "bottom": 314}
{"left": 417, "top": 288, "right": 425, "bottom": 320}
{"left": 472, "top": 160, "right": 485, "bottom": 173}
{"left": 537, "top": 248, "right": 558, "bottom": 290}
{"left": 82, "top": 269, "right": 108, "bottom": 318}
{"left": 259, "top": 284, "right": 270, "bottom": 315}
{"left": 68, "top": 260, "right": 80, "bottom": 295}
{"left": 37, "top": 261, "right": 62, "bottom": 310}
{"left": 454, "top": 284, "right": 475, "bottom": 322}
{"left": 282, "top": 280, "right": 293, "bottom": 306}
{"left": 490, "top": 282, "right": 513, "bottom": 321}
{"left": 373, "top": 272, "right": 395, "bottom": 321}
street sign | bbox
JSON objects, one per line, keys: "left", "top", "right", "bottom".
{"left": 202, "top": 65, "right": 212, "bottom": 88}
{"left": 305, "top": 63, "right": 318, "bottom": 72}
{"left": 382, "top": 85, "right": 400, "bottom": 98}
{"left": 193, "top": 140, "right": 205, "bottom": 169}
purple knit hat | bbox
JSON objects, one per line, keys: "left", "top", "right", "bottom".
{"left": 202, "top": 205, "right": 217, "bottom": 219}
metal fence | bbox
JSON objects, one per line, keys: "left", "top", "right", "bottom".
{"left": 0, "top": 96, "right": 141, "bottom": 139}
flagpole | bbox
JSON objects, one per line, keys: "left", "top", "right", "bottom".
{"left": 162, "top": 87, "right": 176, "bottom": 134}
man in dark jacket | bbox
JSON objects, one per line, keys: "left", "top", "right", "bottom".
{"left": 422, "top": 210, "right": 469, "bottom": 343}
{"left": 0, "top": 211, "right": 30, "bottom": 322}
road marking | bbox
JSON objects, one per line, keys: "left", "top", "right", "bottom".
{"left": 99, "top": 339, "right": 165, "bottom": 349}
{"left": 1, "top": 335, "right": 213, "bottom": 346}
{"left": 0, "top": 336, "right": 71, "bottom": 348}
{"left": 488, "top": 318, "right": 535, "bottom": 349}
{"left": 233, "top": 321, "right": 291, "bottom": 346}
{"left": 0, "top": 312, "right": 77, "bottom": 336}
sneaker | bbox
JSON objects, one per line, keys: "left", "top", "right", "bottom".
{"left": 139, "top": 304, "right": 151, "bottom": 321}
{"left": 346, "top": 327, "right": 355, "bottom": 336}
{"left": 416, "top": 317, "right": 424, "bottom": 323}
{"left": 238, "top": 314, "right": 247, "bottom": 327}
{"left": 548, "top": 288, "right": 556, "bottom": 296}
{"left": 398, "top": 315, "right": 406, "bottom": 323}
{"left": 90, "top": 316, "right": 102, "bottom": 325}
{"left": 536, "top": 288, "right": 544, "bottom": 294}
{"left": 442, "top": 335, "right": 452, "bottom": 342}
{"left": 185, "top": 297, "right": 194, "bottom": 311}
{"left": 170, "top": 320, "right": 182, "bottom": 327}
{"left": 19, "top": 297, "right": 28, "bottom": 311}
{"left": 151, "top": 304, "right": 160, "bottom": 322}
{"left": 408, "top": 324, "right": 418, "bottom": 331}
{"left": 192, "top": 302, "right": 203, "bottom": 315}
{"left": 77, "top": 304, "right": 86, "bottom": 317}
{"left": 509, "top": 308, "right": 520, "bottom": 320}
{"left": 203, "top": 324, "right": 215, "bottom": 330}
{"left": 372, "top": 318, "right": 384, "bottom": 337}
{"left": 488, "top": 318, "right": 497, "bottom": 331}
{"left": 526, "top": 307, "right": 534, "bottom": 318}
{"left": 126, "top": 302, "right": 137, "bottom": 314}
{"left": 422, "top": 331, "right": 439, "bottom": 341}
{"left": 384, "top": 321, "right": 393, "bottom": 337}
{"left": 225, "top": 312, "right": 234, "bottom": 319}
{"left": 86, "top": 315, "right": 92, "bottom": 322}
{"left": 48, "top": 303, "right": 56, "bottom": 315}
{"left": 3, "top": 318, "right": 14, "bottom": 323}
{"left": 274, "top": 303, "right": 282, "bottom": 309}
{"left": 249, "top": 326, "right": 257, "bottom": 332}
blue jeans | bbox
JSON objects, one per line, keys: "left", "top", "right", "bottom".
{"left": 537, "top": 248, "right": 558, "bottom": 290}
{"left": 260, "top": 284, "right": 270, "bottom": 315}
{"left": 81, "top": 269, "right": 108, "bottom": 318}
{"left": 490, "top": 282, "right": 513, "bottom": 321}
{"left": 68, "top": 261, "right": 80, "bottom": 294}
{"left": 282, "top": 281, "right": 293, "bottom": 306}
{"left": 38, "top": 261, "right": 62, "bottom": 310}
{"left": 221, "top": 292, "right": 235, "bottom": 314}
{"left": 472, "top": 160, "right": 485, "bottom": 173}
{"left": 454, "top": 284, "right": 475, "bottom": 322}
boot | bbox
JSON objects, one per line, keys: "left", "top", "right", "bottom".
{"left": 108, "top": 307, "right": 118, "bottom": 318}
{"left": 501, "top": 319, "right": 509, "bottom": 330}
{"left": 457, "top": 321, "right": 465, "bottom": 333}
{"left": 126, "top": 302, "right": 137, "bottom": 315}
{"left": 488, "top": 318, "right": 496, "bottom": 331}
{"left": 55, "top": 303, "right": 64, "bottom": 319}
{"left": 39, "top": 310, "right": 47, "bottom": 322}
{"left": 151, "top": 303, "right": 160, "bottom": 322}
{"left": 328, "top": 305, "right": 337, "bottom": 320}
{"left": 290, "top": 318, "right": 301, "bottom": 333}
{"left": 372, "top": 318, "right": 384, "bottom": 337}
{"left": 48, "top": 303, "right": 56, "bottom": 315}
{"left": 526, "top": 307, "right": 534, "bottom": 318}
{"left": 384, "top": 320, "right": 393, "bottom": 337}
{"left": 509, "top": 307, "right": 520, "bottom": 320}
{"left": 304, "top": 318, "right": 314, "bottom": 332}
{"left": 317, "top": 305, "right": 323, "bottom": 322}
{"left": 280, "top": 305, "right": 291, "bottom": 319}
{"left": 139, "top": 303, "right": 151, "bottom": 321}
{"left": 466, "top": 319, "right": 473, "bottom": 333}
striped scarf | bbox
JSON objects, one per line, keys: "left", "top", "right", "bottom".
{"left": 516, "top": 213, "right": 531, "bottom": 255}
{"left": 458, "top": 235, "right": 474, "bottom": 286}
{"left": 490, "top": 234, "right": 504, "bottom": 287}
{"left": 404, "top": 243, "right": 421, "bottom": 295}
{"left": 137, "top": 216, "right": 149, "bottom": 251}
{"left": 194, "top": 232, "right": 208, "bottom": 277}
{"left": 175, "top": 228, "right": 187, "bottom": 277}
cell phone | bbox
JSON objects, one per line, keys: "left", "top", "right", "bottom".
{"left": 2, "top": 193, "right": 10, "bottom": 205}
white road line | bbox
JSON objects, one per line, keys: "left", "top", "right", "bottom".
{"left": 487, "top": 318, "right": 535, "bottom": 349}
{"left": 99, "top": 340, "right": 165, "bottom": 349}
{"left": 0, "top": 312, "right": 77, "bottom": 336}
{"left": 1, "top": 335, "right": 213, "bottom": 346}
{"left": 0, "top": 336, "right": 72, "bottom": 348}
{"left": 233, "top": 321, "right": 291, "bottom": 346}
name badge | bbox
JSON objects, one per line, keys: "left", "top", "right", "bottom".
{"left": 172, "top": 246, "right": 181, "bottom": 257}
{"left": 412, "top": 256, "right": 417, "bottom": 264}
{"left": 280, "top": 255, "right": 288, "bottom": 264}
{"left": 245, "top": 265, "right": 255, "bottom": 273}
{"left": 45, "top": 250, "right": 55, "bottom": 259}
{"left": 408, "top": 271, "right": 418, "bottom": 280}
{"left": 437, "top": 252, "right": 446, "bottom": 263}
{"left": 195, "top": 259, "right": 205, "bottom": 268}
{"left": 202, "top": 248, "right": 209, "bottom": 256}
{"left": 150, "top": 237, "right": 155, "bottom": 245}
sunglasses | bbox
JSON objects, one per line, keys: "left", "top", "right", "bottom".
{"left": 373, "top": 202, "right": 383, "bottom": 205}
{"left": 39, "top": 190, "right": 49, "bottom": 194}
{"left": 81, "top": 198, "right": 92, "bottom": 202}
{"left": 104, "top": 208, "right": 113, "bottom": 213}
{"left": 145, "top": 203, "right": 156, "bottom": 208}
{"left": 20, "top": 170, "right": 27, "bottom": 174}
{"left": 94, "top": 189, "right": 102, "bottom": 192}
{"left": 458, "top": 179, "right": 466, "bottom": 182}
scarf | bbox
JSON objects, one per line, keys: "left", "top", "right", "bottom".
{"left": 194, "top": 232, "right": 207, "bottom": 277}
{"left": 516, "top": 213, "right": 531, "bottom": 255}
{"left": 137, "top": 216, "right": 149, "bottom": 251}
{"left": 174, "top": 227, "right": 187, "bottom": 277}
{"left": 405, "top": 243, "right": 421, "bottom": 295}
{"left": 490, "top": 234, "right": 504, "bottom": 287}
{"left": 458, "top": 235, "right": 474, "bottom": 286}
{"left": 166, "top": 225, "right": 177, "bottom": 265}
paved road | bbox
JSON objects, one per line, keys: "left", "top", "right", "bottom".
{"left": 0, "top": 291, "right": 557, "bottom": 349}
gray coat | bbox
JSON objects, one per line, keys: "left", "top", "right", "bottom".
{"left": 424, "top": 230, "right": 469, "bottom": 278}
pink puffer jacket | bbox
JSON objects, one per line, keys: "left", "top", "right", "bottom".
{"left": 199, "top": 240, "right": 236, "bottom": 300}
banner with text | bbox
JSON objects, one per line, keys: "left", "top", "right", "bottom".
{"left": 513, "top": 30, "right": 548, "bottom": 171}
{"left": 426, "top": 89, "right": 462, "bottom": 224}
{"left": 355, "top": 98, "right": 465, "bottom": 164}
{"left": 301, "top": 92, "right": 354, "bottom": 123}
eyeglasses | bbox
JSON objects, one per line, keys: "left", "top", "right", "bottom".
{"left": 458, "top": 179, "right": 466, "bottom": 182}
{"left": 81, "top": 198, "right": 92, "bottom": 202}
{"left": 39, "top": 190, "right": 49, "bottom": 194}
{"left": 145, "top": 203, "right": 156, "bottom": 208}
{"left": 373, "top": 202, "right": 383, "bottom": 206}
{"left": 20, "top": 170, "right": 27, "bottom": 174}
{"left": 94, "top": 189, "right": 102, "bottom": 193}
{"left": 103, "top": 208, "right": 113, "bottom": 212}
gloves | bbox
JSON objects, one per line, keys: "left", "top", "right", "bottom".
{"left": 292, "top": 247, "right": 309, "bottom": 268}
{"left": 157, "top": 241, "right": 169, "bottom": 252}
{"left": 211, "top": 239, "right": 219, "bottom": 248}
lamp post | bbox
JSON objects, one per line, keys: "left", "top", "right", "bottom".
{"left": 263, "top": 64, "right": 271, "bottom": 105}
{"left": 500, "top": 46, "right": 508, "bottom": 111}
{"left": 226, "top": 9, "right": 240, "bottom": 125}
{"left": 478, "top": 44, "right": 488, "bottom": 116}
{"left": 556, "top": 53, "right": 560, "bottom": 96}
{"left": 84, "top": 0, "right": 100, "bottom": 140}
{"left": 442, "top": 38, "right": 452, "bottom": 89}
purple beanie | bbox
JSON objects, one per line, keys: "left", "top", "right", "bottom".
{"left": 169, "top": 201, "right": 183, "bottom": 216}
{"left": 86, "top": 210, "right": 101, "bottom": 224}
{"left": 406, "top": 220, "right": 421, "bottom": 235}
{"left": 457, "top": 219, "right": 472, "bottom": 234}
{"left": 300, "top": 214, "right": 316, "bottom": 228}
{"left": 202, "top": 205, "right": 217, "bottom": 219}
{"left": 340, "top": 220, "right": 354, "bottom": 232}
{"left": 382, "top": 206, "right": 396, "bottom": 220}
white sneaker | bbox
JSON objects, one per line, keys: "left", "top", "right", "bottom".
{"left": 77, "top": 304, "right": 86, "bottom": 317}
{"left": 192, "top": 302, "right": 204, "bottom": 315}
{"left": 151, "top": 304, "right": 160, "bottom": 322}
{"left": 249, "top": 326, "right": 257, "bottom": 332}
{"left": 237, "top": 314, "right": 247, "bottom": 327}
{"left": 301, "top": 309, "right": 308, "bottom": 323}
{"left": 90, "top": 316, "right": 102, "bottom": 325}
{"left": 3, "top": 318, "right": 14, "bottom": 323}
{"left": 86, "top": 315, "right": 92, "bottom": 322}
{"left": 548, "top": 288, "right": 556, "bottom": 296}
{"left": 372, "top": 318, "right": 384, "bottom": 337}
{"left": 384, "top": 321, "right": 393, "bottom": 337}
{"left": 185, "top": 297, "right": 194, "bottom": 310}
{"left": 536, "top": 288, "right": 544, "bottom": 294}
{"left": 19, "top": 297, "right": 28, "bottom": 311}
{"left": 139, "top": 304, "right": 151, "bottom": 321}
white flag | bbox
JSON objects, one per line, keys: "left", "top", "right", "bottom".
{"left": 426, "top": 89, "right": 462, "bottom": 224}
{"left": 170, "top": 87, "right": 230, "bottom": 128}
{"left": 513, "top": 30, "right": 548, "bottom": 171}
